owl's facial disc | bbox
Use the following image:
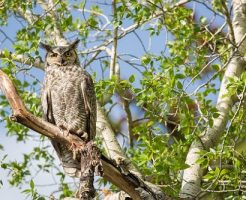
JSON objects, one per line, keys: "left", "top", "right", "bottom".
{"left": 46, "top": 48, "right": 77, "bottom": 66}
{"left": 41, "top": 39, "right": 80, "bottom": 66}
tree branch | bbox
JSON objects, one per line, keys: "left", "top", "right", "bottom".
{"left": 14, "top": 7, "right": 38, "bottom": 24}
{"left": 0, "top": 69, "right": 169, "bottom": 199}
{"left": 109, "top": 0, "right": 119, "bottom": 80}
{"left": 123, "top": 99, "right": 134, "bottom": 148}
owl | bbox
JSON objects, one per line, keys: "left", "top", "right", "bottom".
{"left": 40, "top": 39, "right": 97, "bottom": 178}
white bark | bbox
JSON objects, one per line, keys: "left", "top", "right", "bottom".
{"left": 109, "top": 0, "right": 120, "bottom": 80}
{"left": 97, "top": 104, "right": 142, "bottom": 177}
{"left": 180, "top": 1, "right": 246, "bottom": 198}
{"left": 180, "top": 141, "right": 203, "bottom": 198}
{"left": 233, "top": 0, "right": 246, "bottom": 55}
{"left": 97, "top": 105, "right": 126, "bottom": 161}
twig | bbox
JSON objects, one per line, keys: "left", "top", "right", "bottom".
{"left": 122, "top": 99, "right": 134, "bottom": 148}
{"left": 109, "top": 0, "right": 119, "bottom": 80}
{"left": 221, "top": 1, "right": 235, "bottom": 44}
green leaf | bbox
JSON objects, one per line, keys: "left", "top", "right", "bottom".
{"left": 213, "top": 112, "right": 220, "bottom": 118}
{"left": 1, "top": 163, "right": 7, "bottom": 169}
{"left": 30, "top": 179, "right": 34, "bottom": 190}
{"left": 129, "top": 75, "right": 135, "bottom": 83}
{"left": 3, "top": 48, "right": 10, "bottom": 57}
{"left": 37, "top": 197, "right": 45, "bottom": 200}
{"left": 177, "top": 81, "right": 183, "bottom": 89}
{"left": 22, "top": 189, "right": 31, "bottom": 194}
{"left": 220, "top": 169, "right": 229, "bottom": 177}
{"left": 200, "top": 16, "right": 207, "bottom": 24}
{"left": 141, "top": 55, "right": 151, "bottom": 65}
{"left": 211, "top": 64, "right": 220, "bottom": 71}
{"left": 175, "top": 73, "right": 186, "bottom": 79}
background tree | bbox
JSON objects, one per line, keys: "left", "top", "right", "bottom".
{"left": 1, "top": 0, "right": 246, "bottom": 199}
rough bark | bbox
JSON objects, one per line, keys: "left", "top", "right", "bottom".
{"left": 78, "top": 142, "right": 103, "bottom": 200}
{"left": 180, "top": 1, "right": 246, "bottom": 198}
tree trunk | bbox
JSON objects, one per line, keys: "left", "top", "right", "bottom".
{"left": 180, "top": 0, "right": 246, "bottom": 198}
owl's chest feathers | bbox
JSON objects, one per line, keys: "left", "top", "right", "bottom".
{"left": 44, "top": 65, "right": 86, "bottom": 107}
{"left": 45, "top": 65, "right": 84, "bottom": 86}
{"left": 43, "top": 65, "right": 88, "bottom": 128}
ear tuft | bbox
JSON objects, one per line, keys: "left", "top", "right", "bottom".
{"left": 69, "top": 39, "right": 80, "bottom": 49}
{"left": 39, "top": 42, "right": 52, "bottom": 51}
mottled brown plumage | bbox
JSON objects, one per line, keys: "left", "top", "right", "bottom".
{"left": 40, "top": 39, "right": 97, "bottom": 178}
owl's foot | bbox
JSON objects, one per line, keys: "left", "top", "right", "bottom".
{"left": 70, "top": 142, "right": 86, "bottom": 160}
{"left": 69, "top": 128, "right": 89, "bottom": 141}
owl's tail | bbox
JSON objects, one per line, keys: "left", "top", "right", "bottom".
{"left": 51, "top": 140, "right": 81, "bottom": 178}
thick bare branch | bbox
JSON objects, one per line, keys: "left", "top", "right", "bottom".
{"left": 0, "top": 69, "right": 168, "bottom": 200}
{"left": 233, "top": 0, "right": 246, "bottom": 54}
{"left": 97, "top": 105, "right": 142, "bottom": 179}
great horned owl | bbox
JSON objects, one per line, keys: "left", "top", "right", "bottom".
{"left": 40, "top": 39, "right": 96, "bottom": 178}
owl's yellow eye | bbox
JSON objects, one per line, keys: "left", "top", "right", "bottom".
{"left": 64, "top": 51, "right": 71, "bottom": 57}
{"left": 50, "top": 52, "right": 58, "bottom": 57}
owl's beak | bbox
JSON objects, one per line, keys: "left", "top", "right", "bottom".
{"left": 53, "top": 56, "right": 66, "bottom": 66}
{"left": 61, "top": 59, "right": 67, "bottom": 65}
{"left": 53, "top": 61, "right": 62, "bottom": 66}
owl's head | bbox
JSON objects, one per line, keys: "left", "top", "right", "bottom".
{"left": 40, "top": 39, "right": 80, "bottom": 66}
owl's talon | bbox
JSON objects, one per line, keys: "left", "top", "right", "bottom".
{"left": 72, "top": 150, "right": 77, "bottom": 160}
{"left": 70, "top": 142, "right": 78, "bottom": 159}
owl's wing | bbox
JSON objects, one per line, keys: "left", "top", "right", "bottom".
{"left": 41, "top": 88, "right": 61, "bottom": 154}
{"left": 41, "top": 88, "right": 55, "bottom": 124}
{"left": 81, "top": 74, "right": 97, "bottom": 141}
{"left": 41, "top": 88, "right": 62, "bottom": 154}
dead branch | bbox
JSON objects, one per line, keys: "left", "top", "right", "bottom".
{"left": 0, "top": 69, "right": 170, "bottom": 199}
